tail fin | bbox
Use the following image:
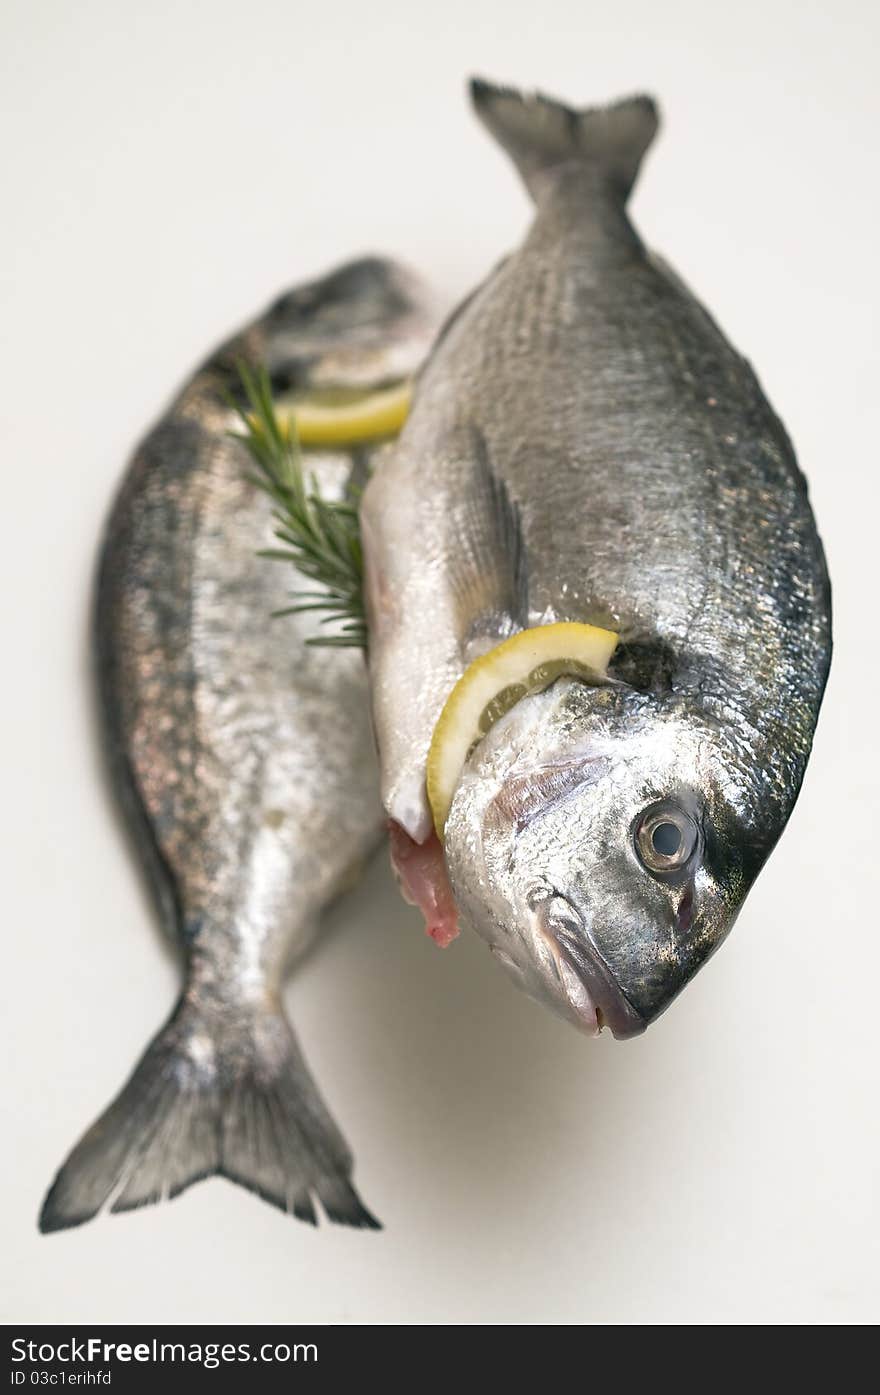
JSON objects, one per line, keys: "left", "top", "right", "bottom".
{"left": 470, "top": 77, "right": 659, "bottom": 203}
{"left": 39, "top": 991, "right": 380, "bottom": 1232}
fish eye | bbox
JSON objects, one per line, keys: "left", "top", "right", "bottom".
{"left": 652, "top": 822, "right": 681, "bottom": 856}
{"left": 634, "top": 802, "right": 698, "bottom": 876}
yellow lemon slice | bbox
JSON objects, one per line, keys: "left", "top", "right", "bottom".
{"left": 426, "top": 621, "right": 619, "bottom": 839}
{"left": 277, "top": 380, "right": 412, "bottom": 448}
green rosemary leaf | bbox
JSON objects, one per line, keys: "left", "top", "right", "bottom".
{"left": 304, "top": 631, "right": 366, "bottom": 649}
{"left": 231, "top": 361, "right": 368, "bottom": 650}
{"left": 256, "top": 548, "right": 303, "bottom": 563}
{"left": 279, "top": 600, "right": 350, "bottom": 614}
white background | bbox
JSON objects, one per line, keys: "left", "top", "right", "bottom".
{"left": 2, "top": 0, "right": 878, "bottom": 1325}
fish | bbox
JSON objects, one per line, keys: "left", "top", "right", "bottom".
{"left": 360, "top": 81, "right": 832, "bottom": 1037}
{"left": 39, "top": 256, "right": 438, "bottom": 1232}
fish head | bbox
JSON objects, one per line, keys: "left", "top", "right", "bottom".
{"left": 443, "top": 677, "right": 777, "bottom": 1038}
{"left": 261, "top": 257, "right": 435, "bottom": 391}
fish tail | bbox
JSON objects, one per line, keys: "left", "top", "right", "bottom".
{"left": 470, "top": 77, "right": 659, "bottom": 203}
{"left": 38, "top": 988, "right": 380, "bottom": 1233}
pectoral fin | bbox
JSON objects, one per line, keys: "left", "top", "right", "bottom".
{"left": 447, "top": 428, "right": 529, "bottom": 658}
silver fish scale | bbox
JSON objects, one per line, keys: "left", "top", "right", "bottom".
{"left": 99, "top": 403, "right": 377, "bottom": 994}
{"left": 396, "top": 188, "right": 828, "bottom": 827}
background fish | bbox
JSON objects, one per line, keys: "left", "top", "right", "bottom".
{"left": 361, "top": 82, "right": 831, "bottom": 1036}
{"left": 40, "top": 256, "right": 437, "bottom": 1232}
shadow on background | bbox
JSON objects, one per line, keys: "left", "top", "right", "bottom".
{"left": 297, "top": 842, "right": 722, "bottom": 1246}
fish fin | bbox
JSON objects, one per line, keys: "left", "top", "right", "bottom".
{"left": 470, "top": 77, "right": 659, "bottom": 203}
{"left": 38, "top": 991, "right": 380, "bottom": 1233}
{"left": 449, "top": 428, "right": 529, "bottom": 653}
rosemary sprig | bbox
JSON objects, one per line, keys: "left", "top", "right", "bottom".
{"left": 230, "top": 362, "right": 367, "bottom": 648}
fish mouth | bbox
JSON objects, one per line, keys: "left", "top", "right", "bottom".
{"left": 541, "top": 925, "right": 646, "bottom": 1040}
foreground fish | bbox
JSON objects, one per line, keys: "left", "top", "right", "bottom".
{"left": 362, "top": 82, "right": 831, "bottom": 1036}
{"left": 40, "top": 257, "right": 437, "bottom": 1232}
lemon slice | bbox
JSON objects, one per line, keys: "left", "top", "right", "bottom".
{"left": 426, "top": 621, "right": 619, "bottom": 838}
{"left": 277, "top": 380, "right": 412, "bottom": 447}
